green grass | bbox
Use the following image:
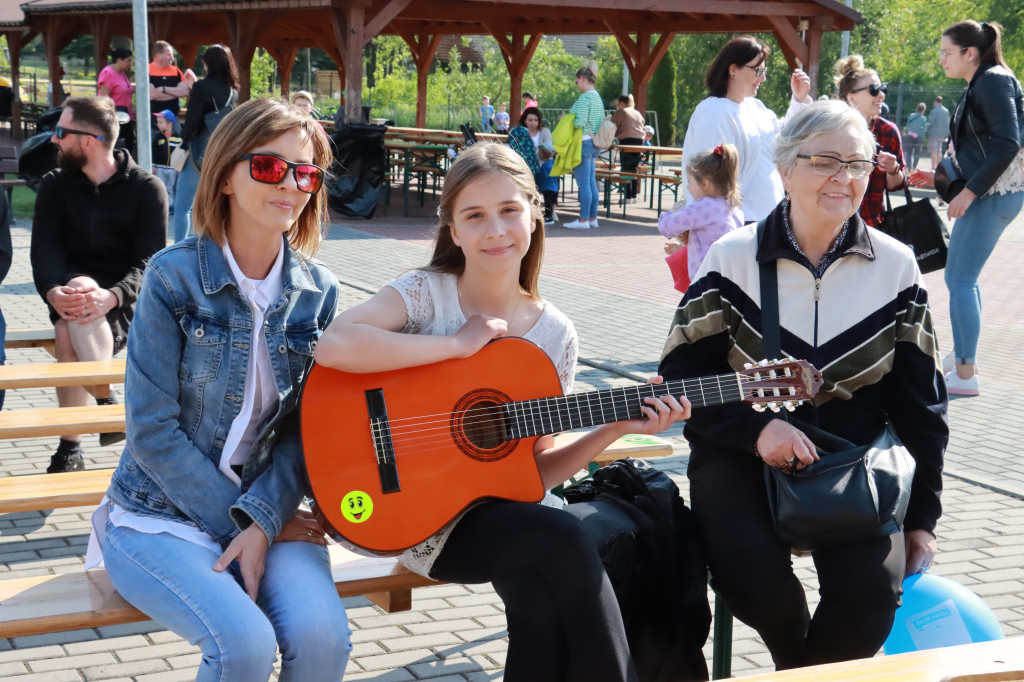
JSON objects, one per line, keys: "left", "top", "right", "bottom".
{"left": 11, "top": 185, "right": 36, "bottom": 220}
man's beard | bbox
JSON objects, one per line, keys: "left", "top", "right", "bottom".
{"left": 57, "top": 147, "right": 87, "bottom": 173}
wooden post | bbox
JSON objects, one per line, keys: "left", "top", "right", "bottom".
{"left": 331, "top": 0, "right": 411, "bottom": 123}
{"left": 226, "top": 11, "right": 268, "bottom": 102}
{"left": 178, "top": 44, "right": 200, "bottom": 73}
{"left": 805, "top": 27, "right": 823, "bottom": 96}
{"left": 606, "top": 27, "right": 675, "bottom": 115}
{"left": 399, "top": 32, "right": 442, "bottom": 128}
{"left": 268, "top": 47, "right": 299, "bottom": 98}
{"left": 485, "top": 28, "right": 543, "bottom": 124}
{"left": 90, "top": 16, "right": 112, "bottom": 76}
{"left": 767, "top": 16, "right": 810, "bottom": 74}
{"left": 41, "top": 18, "right": 75, "bottom": 107}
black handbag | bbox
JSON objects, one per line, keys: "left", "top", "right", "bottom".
{"left": 934, "top": 156, "right": 967, "bottom": 203}
{"left": 757, "top": 223, "right": 916, "bottom": 551}
{"left": 877, "top": 186, "right": 950, "bottom": 274}
{"left": 189, "top": 89, "right": 237, "bottom": 170}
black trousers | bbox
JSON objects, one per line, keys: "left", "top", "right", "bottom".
{"left": 542, "top": 190, "right": 558, "bottom": 220}
{"left": 688, "top": 450, "right": 905, "bottom": 670}
{"left": 431, "top": 500, "right": 637, "bottom": 682}
{"left": 618, "top": 137, "right": 644, "bottom": 199}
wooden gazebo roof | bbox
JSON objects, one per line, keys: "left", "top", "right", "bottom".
{"left": 3, "top": 0, "right": 862, "bottom": 129}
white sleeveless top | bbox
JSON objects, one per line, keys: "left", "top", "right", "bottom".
{"left": 386, "top": 269, "right": 578, "bottom": 577}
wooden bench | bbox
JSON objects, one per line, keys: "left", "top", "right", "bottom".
{"left": 0, "top": 546, "right": 437, "bottom": 638}
{"left": 0, "top": 359, "right": 125, "bottom": 390}
{"left": 0, "top": 433, "right": 674, "bottom": 515}
{"left": 0, "top": 145, "right": 26, "bottom": 203}
{"left": 596, "top": 169, "right": 682, "bottom": 216}
{"left": 4, "top": 327, "right": 56, "bottom": 355}
{"left": 0, "top": 403, "right": 124, "bottom": 440}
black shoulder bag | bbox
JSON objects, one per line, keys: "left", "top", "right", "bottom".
{"left": 189, "top": 88, "right": 237, "bottom": 171}
{"left": 757, "top": 221, "right": 916, "bottom": 551}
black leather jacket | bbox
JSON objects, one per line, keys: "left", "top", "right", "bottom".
{"left": 951, "top": 62, "right": 1024, "bottom": 196}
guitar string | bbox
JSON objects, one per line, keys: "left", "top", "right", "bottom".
{"left": 377, "top": 372, "right": 783, "bottom": 427}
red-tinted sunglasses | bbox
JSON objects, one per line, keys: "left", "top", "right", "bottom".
{"left": 236, "top": 152, "right": 325, "bottom": 194}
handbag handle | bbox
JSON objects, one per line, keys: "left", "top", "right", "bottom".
{"left": 883, "top": 184, "right": 915, "bottom": 214}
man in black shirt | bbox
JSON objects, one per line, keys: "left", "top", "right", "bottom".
{"left": 30, "top": 97, "right": 167, "bottom": 472}
{"left": 148, "top": 41, "right": 194, "bottom": 119}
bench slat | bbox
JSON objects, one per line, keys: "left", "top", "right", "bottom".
{"left": 4, "top": 327, "right": 56, "bottom": 351}
{"left": 0, "top": 549, "right": 435, "bottom": 638}
{"left": 0, "top": 469, "right": 114, "bottom": 513}
{"left": 0, "top": 360, "right": 126, "bottom": 390}
{"left": 0, "top": 404, "right": 124, "bottom": 439}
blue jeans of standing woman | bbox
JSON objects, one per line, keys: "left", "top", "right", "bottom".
{"left": 572, "top": 138, "right": 600, "bottom": 221}
{"left": 173, "top": 157, "right": 201, "bottom": 242}
{"left": 103, "top": 523, "right": 352, "bottom": 682}
{"left": 945, "top": 190, "right": 1024, "bottom": 365}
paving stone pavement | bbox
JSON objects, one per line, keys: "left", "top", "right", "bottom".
{"left": 1, "top": 185, "right": 1023, "bottom": 680}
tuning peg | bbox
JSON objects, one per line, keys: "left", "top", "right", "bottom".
{"left": 744, "top": 362, "right": 755, "bottom": 369}
{"left": 752, "top": 403, "right": 765, "bottom": 412}
{"left": 783, "top": 402, "right": 796, "bottom": 412}
{"left": 759, "top": 359, "right": 770, "bottom": 366}
{"left": 768, "top": 403, "right": 781, "bottom": 413}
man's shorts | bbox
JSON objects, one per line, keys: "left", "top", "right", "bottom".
{"left": 927, "top": 137, "right": 946, "bottom": 155}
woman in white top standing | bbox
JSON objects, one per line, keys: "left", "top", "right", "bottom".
{"left": 682, "top": 35, "right": 813, "bottom": 222}
{"left": 314, "top": 142, "right": 689, "bottom": 681}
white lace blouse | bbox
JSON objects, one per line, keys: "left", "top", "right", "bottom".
{"left": 386, "top": 269, "right": 578, "bottom": 577}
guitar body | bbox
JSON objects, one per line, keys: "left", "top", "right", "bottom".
{"left": 301, "top": 338, "right": 557, "bottom": 555}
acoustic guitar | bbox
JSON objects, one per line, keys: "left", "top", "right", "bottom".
{"left": 301, "top": 337, "right": 822, "bottom": 555}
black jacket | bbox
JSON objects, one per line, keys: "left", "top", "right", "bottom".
{"left": 951, "top": 62, "right": 1024, "bottom": 197}
{"left": 181, "top": 78, "right": 236, "bottom": 148}
{"left": 30, "top": 149, "right": 167, "bottom": 318}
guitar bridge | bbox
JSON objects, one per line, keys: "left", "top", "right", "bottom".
{"left": 366, "top": 389, "right": 400, "bottom": 494}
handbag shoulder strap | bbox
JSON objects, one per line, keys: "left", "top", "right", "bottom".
{"left": 883, "top": 184, "right": 916, "bottom": 213}
{"left": 756, "top": 219, "right": 780, "bottom": 359}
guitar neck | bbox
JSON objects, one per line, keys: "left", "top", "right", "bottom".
{"left": 504, "top": 373, "right": 742, "bottom": 440}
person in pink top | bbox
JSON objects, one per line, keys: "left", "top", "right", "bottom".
{"left": 97, "top": 48, "right": 136, "bottom": 119}
{"left": 659, "top": 143, "right": 744, "bottom": 292}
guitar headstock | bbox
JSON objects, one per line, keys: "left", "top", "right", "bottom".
{"left": 739, "top": 359, "right": 823, "bottom": 413}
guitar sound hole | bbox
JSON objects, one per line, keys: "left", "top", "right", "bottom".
{"left": 450, "top": 389, "right": 517, "bottom": 462}
{"left": 462, "top": 401, "right": 508, "bottom": 450}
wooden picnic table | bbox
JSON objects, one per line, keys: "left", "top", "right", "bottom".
{"left": 385, "top": 140, "right": 450, "bottom": 216}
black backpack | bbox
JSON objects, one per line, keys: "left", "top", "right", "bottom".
{"left": 564, "top": 458, "right": 711, "bottom": 682}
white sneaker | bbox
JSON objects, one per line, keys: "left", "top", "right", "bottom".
{"left": 544, "top": 218, "right": 555, "bottom": 226}
{"left": 551, "top": 210, "right": 559, "bottom": 221}
{"left": 589, "top": 219, "right": 600, "bottom": 228}
{"left": 941, "top": 350, "right": 955, "bottom": 374}
{"left": 563, "top": 219, "right": 591, "bottom": 230}
{"left": 945, "top": 371, "right": 980, "bottom": 396}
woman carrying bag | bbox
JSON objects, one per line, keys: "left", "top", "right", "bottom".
{"left": 174, "top": 44, "right": 239, "bottom": 243}
{"left": 910, "top": 20, "right": 1024, "bottom": 396}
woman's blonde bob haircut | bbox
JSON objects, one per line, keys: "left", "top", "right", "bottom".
{"left": 191, "top": 97, "right": 333, "bottom": 257}
{"left": 426, "top": 143, "right": 545, "bottom": 298}
{"left": 774, "top": 100, "right": 875, "bottom": 174}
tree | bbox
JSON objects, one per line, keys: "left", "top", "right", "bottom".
{"left": 648, "top": 44, "right": 677, "bottom": 144}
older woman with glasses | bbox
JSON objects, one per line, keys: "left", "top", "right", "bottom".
{"left": 681, "top": 35, "right": 813, "bottom": 222}
{"left": 87, "top": 98, "right": 352, "bottom": 682}
{"left": 661, "top": 100, "right": 948, "bottom": 670}
{"left": 910, "top": 20, "right": 1024, "bottom": 398}
{"left": 834, "top": 55, "right": 906, "bottom": 227}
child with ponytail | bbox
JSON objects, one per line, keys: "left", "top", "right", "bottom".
{"left": 659, "top": 142, "right": 743, "bottom": 292}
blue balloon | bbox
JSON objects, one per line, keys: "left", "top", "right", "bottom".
{"left": 884, "top": 573, "right": 1004, "bottom": 655}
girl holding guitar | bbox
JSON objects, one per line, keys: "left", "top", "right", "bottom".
{"left": 314, "top": 142, "right": 690, "bottom": 682}
{"left": 89, "top": 99, "right": 352, "bottom": 682}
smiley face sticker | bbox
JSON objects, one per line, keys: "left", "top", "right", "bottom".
{"left": 340, "top": 491, "right": 373, "bottom": 524}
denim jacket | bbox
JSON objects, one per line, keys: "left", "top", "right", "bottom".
{"left": 107, "top": 235, "right": 340, "bottom": 547}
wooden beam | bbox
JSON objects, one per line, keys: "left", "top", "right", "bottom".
{"left": 267, "top": 46, "right": 299, "bottom": 98}
{"left": 483, "top": 27, "right": 543, "bottom": 123}
{"left": 398, "top": 31, "right": 442, "bottom": 128}
{"left": 6, "top": 30, "right": 37, "bottom": 141}
{"left": 90, "top": 15, "right": 111, "bottom": 75}
{"left": 767, "top": 16, "right": 809, "bottom": 71}
{"left": 805, "top": 28, "right": 823, "bottom": 95}
{"left": 226, "top": 11, "right": 271, "bottom": 102}
{"left": 365, "top": 0, "right": 413, "bottom": 38}
{"left": 41, "top": 17, "right": 76, "bottom": 107}
{"left": 606, "top": 27, "right": 675, "bottom": 114}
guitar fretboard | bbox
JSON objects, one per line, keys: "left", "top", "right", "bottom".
{"left": 504, "top": 374, "right": 743, "bottom": 440}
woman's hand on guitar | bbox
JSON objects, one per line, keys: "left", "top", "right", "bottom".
{"left": 213, "top": 523, "right": 270, "bottom": 601}
{"left": 452, "top": 314, "right": 508, "bottom": 357}
{"left": 755, "top": 419, "right": 819, "bottom": 474}
{"left": 275, "top": 509, "right": 328, "bottom": 546}
{"left": 625, "top": 376, "right": 691, "bottom": 435}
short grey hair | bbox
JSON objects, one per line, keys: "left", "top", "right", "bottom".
{"left": 774, "top": 100, "right": 875, "bottom": 173}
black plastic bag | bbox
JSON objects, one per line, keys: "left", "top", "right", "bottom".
{"left": 327, "top": 123, "right": 387, "bottom": 219}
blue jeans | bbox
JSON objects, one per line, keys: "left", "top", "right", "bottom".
{"left": 103, "top": 524, "right": 352, "bottom": 682}
{"left": 572, "top": 139, "right": 600, "bottom": 220}
{"left": 944, "top": 190, "right": 1024, "bottom": 365}
{"left": 173, "top": 158, "right": 201, "bottom": 242}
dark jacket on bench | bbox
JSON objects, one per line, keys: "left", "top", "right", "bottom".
{"left": 30, "top": 148, "right": 167, "bottom": 320}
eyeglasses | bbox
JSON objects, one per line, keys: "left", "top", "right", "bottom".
{"left": 236, "top": 152, "right": 325, "bottom": 194}
{"left": 850, "top": 82, "right": 888, "bottom": 97}
{"left": 796, "top": 154, "right": 876, "bottom": 179}
{"left": 54, "top": 125, "right": 106, "bottom": 141}
{"left": 939, "top": 47, "right": 967, "bottom": 59}
{"left": 742, "top": 64, "right": 768, "bottom": 78}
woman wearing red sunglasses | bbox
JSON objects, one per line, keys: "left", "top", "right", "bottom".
{"left": 89, "top": 98, "right": 352, "bottom": 682}
{"left": 834, "top": 55, "right": 906, "bottom": 227}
